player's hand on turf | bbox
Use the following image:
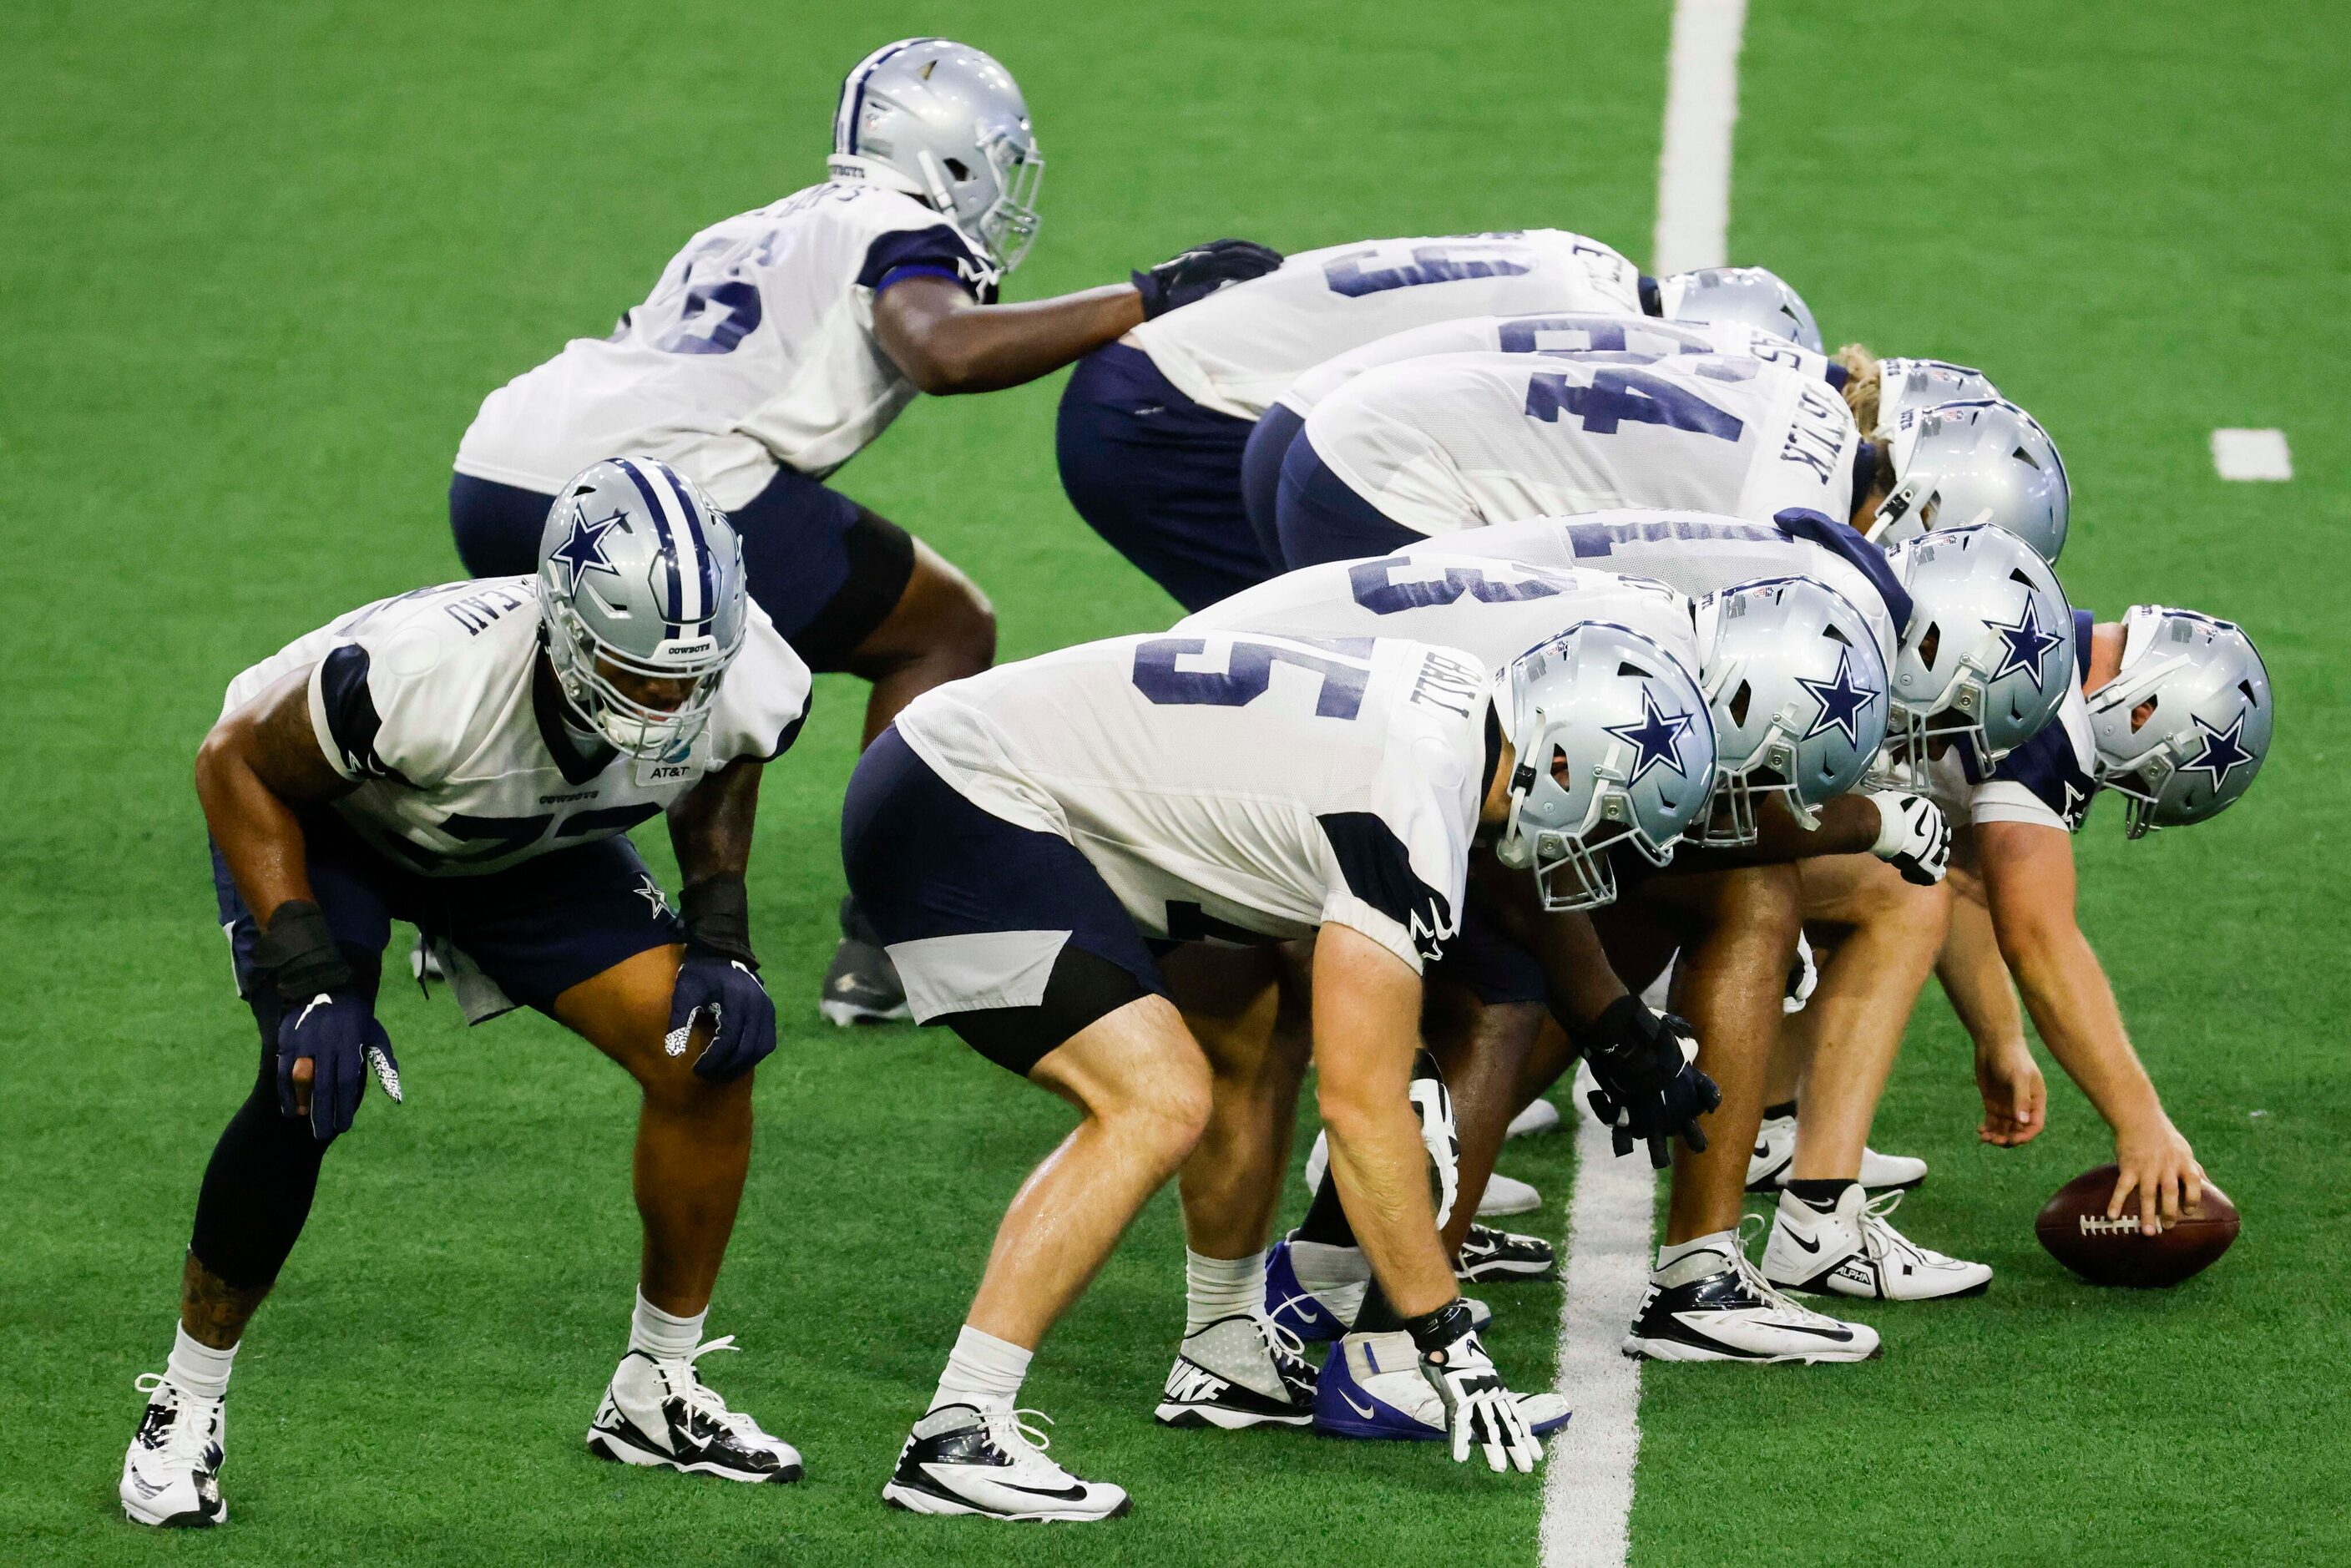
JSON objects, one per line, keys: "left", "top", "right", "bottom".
{"left": 2109, "top": 1117, "right": 2206, "bottom": 1237}
{"left": 1867, "top": 790, "right": 1950, "bottom": 886}
{"left": 1133, "top": 239, "right": 1284, "bottom": 319}
{"left": 277, "top": 994, "right": 400, "bottom": 1143}
{"left": 1414, "top": 1308, "right": 1542, "bottom": 1474}
{"left": 1580, "top": 998, "right": 1720, "bottom": 1168}
{"left": 1974, "top": 1039, "right": 2046, "bottom": 1146}
{"left": 669, "top": 951, "right": 776, "bottom": 1081}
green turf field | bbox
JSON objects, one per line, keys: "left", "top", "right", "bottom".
{"left": 3, "top": 2, "right": 2344, "bottom": 1564}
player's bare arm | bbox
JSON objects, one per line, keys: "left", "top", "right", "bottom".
{"left": 872, "top": 273, "right": 1144, "bottom": 394}
{"left": 1975, "top": 818, "right": 2204, "bottom": 1233}
{"left": 1308, "top": 926, "right": 1458, "bottom": 1318}
{"left": 194, "top": 664, "right": 351, "bottom": 927}
{"left": 1934, "top": 856, "right": 2048, "bottom": 1146}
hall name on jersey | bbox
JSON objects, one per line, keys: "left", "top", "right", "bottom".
{"left": 1409, "top": 649, "right": 1485, "bottom": 718}
{"left": 1778, "top": 379, "right": 1851, "bottom": 483}
{"left": 442, "top": 584, "right": 533, "bottom": 635}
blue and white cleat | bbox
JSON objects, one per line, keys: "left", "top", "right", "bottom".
{"left": 1263, "top": 1238, "right": 1358, "bottom": 1343}
{"left": 1310, "top": 1331, "right": 1570, "bottom": 1443}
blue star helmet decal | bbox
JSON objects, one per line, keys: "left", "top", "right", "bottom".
{"left": 1985, "top": 596, "right": 2064, "bottom": 689}
{"left": 2178, "top": 712, "right": 2255, "bottom": 789}
{"left": 548, "top": 504, "right": 629, "bottom": 592}
{"left": 1795, "top": 648, "right": 1878, "bottom": 744}
{"left": 1604, "top": 686, "right": 1699, "bottom": 783}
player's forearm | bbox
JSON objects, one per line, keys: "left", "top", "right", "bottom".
{"left": 1683, "top": 792, "right": 1883, "bottom": 867}
{"left": 668, "top": 761, "right": 762, "bottom": 888}
{"left": 195, "top": 728, "right": 318, "bottom": 928}
{"left": 1937, "top": 878, "right": 2027, "bottom": 1055}
{"left": 881, "top": 282, "right": 1142, "bottom": 394}
{"left": 2000, "top": 916, "right": 2166, "bottom": 1134}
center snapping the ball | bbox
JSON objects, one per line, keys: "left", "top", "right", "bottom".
{"left": 2035, "top": 1165, "right": 2239, "bottom": 1287}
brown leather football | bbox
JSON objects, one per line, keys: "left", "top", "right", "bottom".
{"left": 2035, "top": 1164, "right": 2240, "bottom": 1287}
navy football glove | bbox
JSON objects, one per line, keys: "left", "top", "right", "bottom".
{"left": 1580, "top": 996, "right": 1719, "bottom": 1169}
{"left": 255, "top": 901, "right": 400, "bottom": 1144}
{"left": 1133, "top": 238, "right": 1284, "bottom": 319}
{"left": 670, "top": 877, "right": 776, "bottom": 1082}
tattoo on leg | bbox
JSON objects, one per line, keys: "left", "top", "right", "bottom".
{"left": 180, "top": 1252, "right": 271, "bottom": 1350}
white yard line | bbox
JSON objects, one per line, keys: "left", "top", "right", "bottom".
{"left": 1541, "top": 5, "right": 1750, "bottom": 1562}
{"left": 1651, "top": 0, "right": 1750, "bottom": 275}
{"left": 1539, "top": 1100, "right": 1659, "bottom": 1568}
{"left": 2211, "top": 427, "right": 2293, "bottom": 481}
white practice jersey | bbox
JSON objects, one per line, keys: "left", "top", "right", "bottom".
{"left": 455, "top": 180, "right": 997, "bottom": 508}
{"left": 1409, "top": 509, "right": 1906, "bottom": 671}
{"left": 1128, "top": 230, "right": 1643, "bottom": 420}
{"left": 894, "top": 633, "right": 1489, "bottom": 973}
{"left": 1304, "top": 351, "right": 1860, "bottom": 540}
{"left": 220, "top": 579, "right": 811, "bottom": 876}
{"left": 1177, "top": 553, "right": 1701, "bottom": 689}
{"left": 1276, "top": 311, "right": 1827, "bottom": 420}
{"left": 1925, "top": 612, "right": 2098, "bottom": 834}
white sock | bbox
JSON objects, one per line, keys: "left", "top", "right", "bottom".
{"left": 629, "top": 1290, "right": 707, "bottom": 1361}
{"left": 166, "top": 1324, "right": 236, "bottom": 1404}
{"left": 1185, "top": 1248, "right": 1267, "bottom": 1335}
{"left": 1655, "top": 1228, "right": 1740, "bottom": 1273}
{"left": 929, "top": 1323, "right": 1032, "bottom": 1414}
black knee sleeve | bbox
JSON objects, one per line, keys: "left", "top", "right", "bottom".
{"left": 189, "top": 1076, "right": 328, "bottom": 1291}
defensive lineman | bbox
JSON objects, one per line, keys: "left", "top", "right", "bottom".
{"left": 838, "top": 630, "right": 1717, "bottom": 1515}
{"left": 450, "top": 38, "right": 1280, "bottom": 1025}
{"left": 121, "top": 461, "right": 811, "bottom": 1527}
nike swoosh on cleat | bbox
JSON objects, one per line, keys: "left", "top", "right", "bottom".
{"left": 992, "top": 1479, "right": 1092, "bottom": 1501}
{"left": 1786, "top": 1232, "right": 1822, "bottom": 1253}
{"left": 1340, "top": 1389, "right": 1376, "bottom": 1419}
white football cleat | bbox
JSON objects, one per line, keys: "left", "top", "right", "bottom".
{"left": 120, "top": 1375, "right": 227, "bottom": 1529}
{"left": 1746, "top": 1112, "right": 1927, "bottom": 1193}
{"left": 1622, "top": 1219, "right": 1881, "bottom": 1363}
{"left": 1479, "top": 1172, "right": 1543, "bottom": 1216}
{"left": 882, "top": 1404, "right": 1130, "bottom": 1520}
{"left": 1762, "top": 1186, "right": 1991, "bottom": 1301}
{"left": 1505, "top": 1099, "right": 1563, "bottom": 1140}
{"left": 1155, "top": 1312, "right": 1317, "bottom": 1429}
{"left": 586, "top": 1338, "right": 802, "bottom": 1483}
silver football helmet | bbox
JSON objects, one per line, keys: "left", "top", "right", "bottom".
{"left": 1690, "top": 577, "right": 1891, "bottom": 846}
{"left": 1879, "top": 526, "right": 2073, "bottom": 784}
{"left": 1655, "top": 266, "right": 1823, "bottom": 352}
{"left": 537, "top": 458, "right": 748, "bottom": 760}
{"left": 1873, "top": 358, "right": 2000, "bottom": 438}
{"left": 2087, "top": 605, "right": 2273, "bottom": 839}
{"left": 829, "top": 38, "right": 1043, "bottom": 271}
{"left": 1872, "top": 398, "right": 2070, "bottom": 563}
{"left": 1494, "top": 623, "right": 1716, "bottom": 911}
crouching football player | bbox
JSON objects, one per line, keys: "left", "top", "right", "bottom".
{"left": 841, "top": 629, "right": 1718, "bottom": 1517}
{"left": 120, "top": 460, "right": 811, "bottom": 1528}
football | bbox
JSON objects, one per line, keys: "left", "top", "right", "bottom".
{"left": 2035, "top": 1165, "right": 2241, "bottom": 1287}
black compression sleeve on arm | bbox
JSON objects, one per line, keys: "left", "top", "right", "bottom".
{"left": 680, "top": 876, "right": 755, "bottom": 968}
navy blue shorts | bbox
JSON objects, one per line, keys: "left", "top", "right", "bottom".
{"left": 1055, "top": 343, "right": 1278, "bottom": 613}
{"left": 213, "top": 813, "right": 685, "bottom": 1027}
{"left": 1425, "top": 893, "right": 1548, "bottom": 1008}
{"left": 1272, "top": 430, "right": 1428, "bottom": 569}
{"left": 842, "top": 726, "right": 1167, "bottom": 1073}
{"left": 449, "top": 466, "right": 913, "bottom": 671}
{"left": 1240, "top": 402, "right": 1305, "bottom": 569}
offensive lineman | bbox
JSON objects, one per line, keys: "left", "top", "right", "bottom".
{"left": 121, "top": 461, "right": 813, "bottom": 1527}
{"left": 1755, "top": 604, "right": 2273, "bottom": 1296}
{"left": 449, "top": 38, "right": 1280, "bottom": 1024}
{"left": 1058, "top": 240, "right": 1826, "bottom": 610}
{"left": 837, "top": 630, "right": 1719, "bottom": 1515}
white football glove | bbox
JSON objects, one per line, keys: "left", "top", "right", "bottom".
{"left": 1418, "top": 1310, "right": 1542, "bottom": 1473}
{"left": 1868, "top": 790, "right": 1950, "bottom": 886}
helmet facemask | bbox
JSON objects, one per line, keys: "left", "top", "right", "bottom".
{"left": 545, "top": 599, "right": 738, "bottom": 761}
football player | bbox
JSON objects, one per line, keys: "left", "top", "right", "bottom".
{"left": 838, "top": 628, "right": 1720, "bottom": 1515}
{"left": 449, "top": 38, "right": 1280, "bottom": 1026}
{"left": 1408, "top": 513, "right": 2073, "bottom": 1351}
{"left": 120, "top": 461, "right": 813, "bottom": 1528}
{"left": 1755, "top": 604, "right": 2272, "bottom": 1299}
{"left": 1058, "top": 238, "right": 1825, "bottom": 612}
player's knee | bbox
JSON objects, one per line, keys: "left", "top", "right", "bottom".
{"left": 1855, "top": 867, "right": 1950, "bottom": 945}
{"left": 927, "top": 559, "right": 997, "bottom": 675}
{"left": 1102, "top": 1050, "right": 1212, "bottom": 1171}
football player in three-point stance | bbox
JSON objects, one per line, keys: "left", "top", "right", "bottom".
{"left": 122, "top": 461, "right": 811, "bottom": 1529}
{"left": 838, "top": 628, "right": 1718, "bottom": 1515}
{"left": 450, "top": 38, "right": 1280, "bottom": 1029}
{"left": 1756, "top": 601, "right": 2272, "bottom": 1295}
